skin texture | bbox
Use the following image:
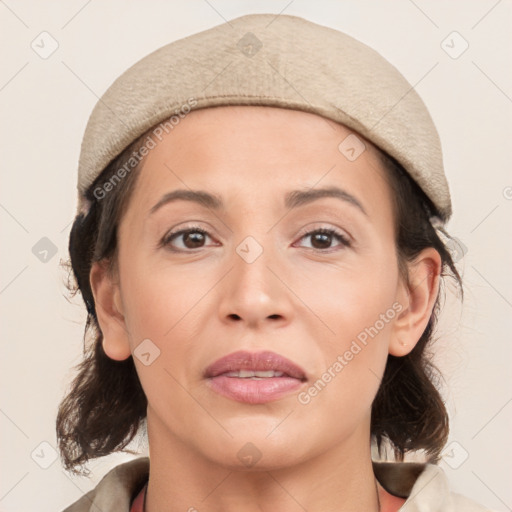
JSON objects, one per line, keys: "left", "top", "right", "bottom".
{"left": 90, "top": 106, "right": 440, "bottom": 512}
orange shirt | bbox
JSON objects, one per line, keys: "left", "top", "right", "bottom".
{"left": 130, "top": 482, "right": 145, "bottom": 512}
{"left": 378, "top": 481, "right": 407, "bottom": 511}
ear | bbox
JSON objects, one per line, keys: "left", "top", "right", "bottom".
{"left": 89, "top": 259, "right": 132, "bottom": 361}
{"left": 389, "top": 247, "right": 441, "bottom": 356}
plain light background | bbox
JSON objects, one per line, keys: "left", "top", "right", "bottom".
{"left": 1, "top": 1, "right": 511, "bottom": 511}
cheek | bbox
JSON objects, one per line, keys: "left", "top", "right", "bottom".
{"left": 292, "top": 249, "right": 399, "bottom": 406}
{"left": 117, "top": 259, "right": 211, "bottom": 413}
{"left": 293, "top": 248, "right": 400, "bottom": 342}
{"left": 118, "top": 250, "right": 210, "bottom": 343}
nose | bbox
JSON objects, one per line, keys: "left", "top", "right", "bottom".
{"left": 217, "top": 238, "right": 294, "bottom": 329}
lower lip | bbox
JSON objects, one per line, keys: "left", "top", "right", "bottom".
{"left": 207, "top": 376, "right": 305, "bottom": 404}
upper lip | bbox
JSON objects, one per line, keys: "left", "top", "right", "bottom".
{"left": 204, "top": 350, "right": 307, "bottom": 380}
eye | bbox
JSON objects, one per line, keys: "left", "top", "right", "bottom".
{"left": 161, "top": 226, "right": 216, "bottom": 252}
{"left": 160, "top": 225, "right": 351, "bottom": 253}
{"left": 295, "top": 227, "right": 351, "bottom": 252}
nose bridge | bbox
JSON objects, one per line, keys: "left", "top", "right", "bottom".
{"left": 235, "top": 233, "right": 274, "bottom": 294}
{"left": 218, "top": 229, "right": 292, "bottom": 327}
{"left": 230, "top": 200, "right": 278, "bottom": 275}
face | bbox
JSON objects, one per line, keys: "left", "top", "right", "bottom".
{"left": 92, "top": 106, "right": 434, "bottom": 470}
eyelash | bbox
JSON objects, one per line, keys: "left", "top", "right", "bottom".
{"left": 160, "top": 225, "right": 351, "bottom": 253}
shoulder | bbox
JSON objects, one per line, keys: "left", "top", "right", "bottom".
{"left": 60, "top": 457, "right": 149, "bottom": 512}
{"left": 373, "top": 461, "right": 495, "bottom": 511}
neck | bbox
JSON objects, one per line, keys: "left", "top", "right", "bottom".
{"left": 144, "top": 414, "right": 381, "bottom": 512}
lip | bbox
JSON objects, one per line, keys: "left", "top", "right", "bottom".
{"left": 204, "top": 350, "right": 307, "bottom": 404}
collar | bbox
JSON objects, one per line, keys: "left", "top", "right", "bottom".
{"left": 87, "top": 457, "right": 450, "bottom": 512}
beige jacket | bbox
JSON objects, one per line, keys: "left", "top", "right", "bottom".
{"left": 62, "top": 457, "right": 494, "bottom": 511}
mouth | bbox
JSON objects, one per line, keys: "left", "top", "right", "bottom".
{"left": 204, "top": 350, "right": 307, "bottom": 404}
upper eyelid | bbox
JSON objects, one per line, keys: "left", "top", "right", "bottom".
{"left": 296, "top": 224, "right": 350, "bottom": 239}
{"left": 164, "top": 223, "right": 347, "bottom": 238}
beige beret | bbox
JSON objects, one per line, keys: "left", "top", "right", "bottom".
{"left": 77, "top": 13, "right": 451, "bottom": 220}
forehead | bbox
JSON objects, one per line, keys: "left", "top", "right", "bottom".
{"left": 126, "top": 105, "right": 392, "bottom": 218}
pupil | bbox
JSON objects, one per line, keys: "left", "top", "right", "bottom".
{"left": 185, "top": 232, "right": 204, "bottom": 248}
{"left": 313, "top": 233, "right": 330, "bottom": 249}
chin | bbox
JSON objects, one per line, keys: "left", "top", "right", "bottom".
{"left": 199, "top": 428, "right": 309, "bottom": 471}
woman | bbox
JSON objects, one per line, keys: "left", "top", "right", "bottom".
{"left": 57, "top": 13, "right": 492, "bottom": 512}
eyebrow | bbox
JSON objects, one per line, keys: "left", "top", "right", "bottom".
{"left": 148, "top": 186, "right": 367, "bottom": 216}
{"left": 284, "top": 187, "right": 367, "bottom": 215}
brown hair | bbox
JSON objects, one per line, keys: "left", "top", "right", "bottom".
{"left": 56, "top": 121, "right": 462, "bottom": 476}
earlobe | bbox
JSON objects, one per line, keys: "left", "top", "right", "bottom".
{"left": 89, "top": 260, "right": 132, "bottom": 361}
{"left": 389, "top": 248, "right": 441, "bottom": 357}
